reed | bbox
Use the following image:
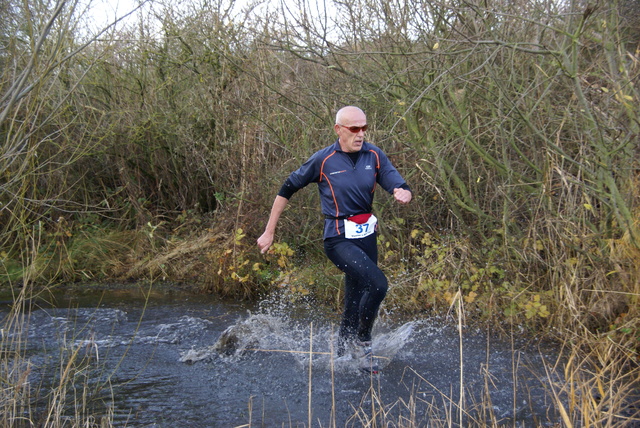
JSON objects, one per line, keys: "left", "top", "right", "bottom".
{"left": 0, "top": 282, "right": 116, "bottom": 427}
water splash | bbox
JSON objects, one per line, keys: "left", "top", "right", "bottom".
{"left": 180, "top": 313, "right": 289, "bottom": 362}
{"left": 179, "top": 311, "right": 416, "bottom": 374}
{"left": 372, "top": 321, "right": 415, "bottom": 368}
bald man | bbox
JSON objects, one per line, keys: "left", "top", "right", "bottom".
{"left": 257, "top": 106, "right": 412, "bottom": 373}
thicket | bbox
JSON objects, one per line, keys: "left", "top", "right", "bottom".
{"left": 4, "top": 0, "right": 638, "bottom": 327}
{"left": 1, "top": 0, "right": 638, "bottom": 324}
{"left": 1, "top": 0, "right": 639, "bottom": 424}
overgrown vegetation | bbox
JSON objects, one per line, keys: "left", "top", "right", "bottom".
{"left": 1, "top": 0, "right": 638, "bottom": 425}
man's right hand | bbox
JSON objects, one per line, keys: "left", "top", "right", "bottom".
{"left": 257, "top": 231, "right": 274, "bottom": 254}
{"left": 257, "top": 195, "right": 289, "bottom": 254}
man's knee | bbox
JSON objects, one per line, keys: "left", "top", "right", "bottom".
{"left": 372, "top": 276, "right": 388, "bottom": 300}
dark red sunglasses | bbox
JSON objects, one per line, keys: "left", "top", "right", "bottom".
{"left": 338, "top": 124, "right": 368, "bottom": 133}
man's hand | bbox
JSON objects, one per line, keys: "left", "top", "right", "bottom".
{"left": 257, "top": 231, "right": 274, "bottom": 254}
{"left": 256, "top": 195, "right": 289, "bottom": 254}
{"left": 393, "top": 188, "right": 412, "bottom": 204}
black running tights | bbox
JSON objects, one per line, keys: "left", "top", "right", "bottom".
{"left": 323, "top": 233, "right": 388, "bottom": 343}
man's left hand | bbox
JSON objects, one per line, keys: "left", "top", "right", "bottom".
{"left": 393, "top": 188, "right": 412, "bottom": 204}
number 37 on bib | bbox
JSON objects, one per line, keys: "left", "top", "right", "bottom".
{"left": 344, "top": 215, "right": 378, "bottom": 239}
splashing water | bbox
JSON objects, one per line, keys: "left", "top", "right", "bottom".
{"left": 180, "top": 309, "right": 416, "bottom": 376}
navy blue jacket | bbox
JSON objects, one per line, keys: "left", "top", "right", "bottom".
{"left": 280, "top": 140, "right": 408, "bottom": 239}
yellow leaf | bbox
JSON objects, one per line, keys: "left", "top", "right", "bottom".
{"left": 583, "top": 203, "right": 593, "bottom": 211}
{"left": 433, "top": 42, "right": 439, "bottom": 50}
{"left": 444, "top": 291, "right": 454, "bottom": 305}
{"left": 464, "top": 291, "right": 477, "bottom": 304}
{"left": 539, "top": 305, "right": 549, "bottom": 318}
{"left": 535, "top": 240, "right": 544, "bottom": 251}
{"left": 566, "top": 257, "right": 579, "bottom": 266}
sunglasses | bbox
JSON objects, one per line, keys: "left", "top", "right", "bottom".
{"left": 338, "top": 124, "right": 368, "bottom": 133}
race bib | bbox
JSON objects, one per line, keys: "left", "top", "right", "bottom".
{"left": 344, "top": 215, "right": 377, "bottom": 239}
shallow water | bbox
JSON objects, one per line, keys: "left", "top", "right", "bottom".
{"left": 1, "top": 286, "right": 565, "bottom": 427}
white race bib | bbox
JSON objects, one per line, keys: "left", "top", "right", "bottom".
{"left": 344, "top": 215, "right": 377, "bottom": 239}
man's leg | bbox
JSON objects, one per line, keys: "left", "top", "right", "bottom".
{"left": 339, "top": 272, "right": 362, "bottom": 342}
{"left": 324, "top": 234, "right": 388, "bottom": 345}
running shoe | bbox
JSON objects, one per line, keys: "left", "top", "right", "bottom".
{"left": 336, "top": 337, "right": 357, "bottom": 358}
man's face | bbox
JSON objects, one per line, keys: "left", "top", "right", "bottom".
{"left": 334, "top": 109, "right": 367, "bottom": 153}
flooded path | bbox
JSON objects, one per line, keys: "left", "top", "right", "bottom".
{"left": 1, "top": 286, "right": 564, "bottom": 426}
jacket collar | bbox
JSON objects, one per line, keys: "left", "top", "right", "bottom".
{"left": 332, "top": 139, "right": 369, "bottom": 153}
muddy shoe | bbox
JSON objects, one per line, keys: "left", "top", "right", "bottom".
{"left": 357, "top": 341, "right": 379, "bottom": 374}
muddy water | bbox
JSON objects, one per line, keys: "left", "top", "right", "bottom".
{"left": 1, "top": 286, "right": 563, "bottom": 426}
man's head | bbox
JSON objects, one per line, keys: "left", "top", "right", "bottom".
{"left": 334, "top": 106, "right": 367, "bottom": 153}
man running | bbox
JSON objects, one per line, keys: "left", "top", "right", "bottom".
{"left": 257, "top": 106, "right": 412, "bottom": 373}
